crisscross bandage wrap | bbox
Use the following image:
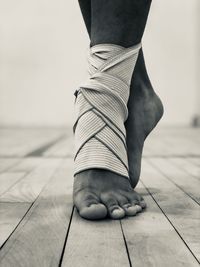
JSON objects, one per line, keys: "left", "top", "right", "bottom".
{"left": 74, "top": 43, "right": 141, "bottom": 178}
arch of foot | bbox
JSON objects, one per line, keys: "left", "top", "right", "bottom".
{"left": 74, "top": 43, "right": 141, "bottom": 178}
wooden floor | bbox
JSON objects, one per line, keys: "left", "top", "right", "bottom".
{"left": 0, "top": 127, "right": 200, "bottom": 267}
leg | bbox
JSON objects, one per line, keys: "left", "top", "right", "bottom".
{"left": 74, "top": 0, "right": 162, "bottom": 220}
{"left": 78, "top": 0, "right": 91, "bottom": 36}
{"left": 125, "top": 50, "right": 163, "bottom": 188}
{"left": 90, "top": 0, "right": 151, "bottom": 47}
{"left": 78, "top": 0, "right": 163, "bottom": 187}
{"left": 79, "top": 0, "right": 151, "bottom": 47}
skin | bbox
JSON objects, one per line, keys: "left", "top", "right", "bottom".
{"left": 74, "top": 0, "right": 163, "bottom": 220}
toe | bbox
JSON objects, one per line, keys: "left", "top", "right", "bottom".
{"left": 80, "top": 203, "right": 107, "bottom": 220}
{"left": 125, "top": 191, "right": 145, "bottom": 214}
{"left": 122, "top": 203, "right": 138, "bottom": 216}
{"left": 101, "top": 193, "right": 125, "bottom": 219}
{"left": 74, "top": 190, "right": 107, "bottom": 220}
{"left": 139, "top": 199, "right": 147, "bottom": 209}
{"left": 111, "top": 207, "right": 125, "bottom": 219}
{"left": 117, "top": 195, "right": 137, "bottom": 217}
{"left": 134, "top": 194, "right": 146, "bottom": 209}
{"left": 129, "top": 199, "right": 143, "bottom": 213}
{"left": 137, "top": 194, "right": 146, "bottom": 209}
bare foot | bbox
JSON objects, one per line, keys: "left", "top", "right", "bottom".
{"left": 73, "top": 50, "right": 162, "bottom": 221}
{"left": 74, "top": 170, "right": 146, "bottom": 220}
{"left": 125, "top": 50, "right": 164, "bottom": 188}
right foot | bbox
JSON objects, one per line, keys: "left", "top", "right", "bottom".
{"left": 73, "top": 51, "right": 162, "bottom": 221}
{"left": 74, "top": 169, "right": 146, "bottom": 220}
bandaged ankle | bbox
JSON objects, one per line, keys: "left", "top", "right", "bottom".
{"left": 73, "top": 43, "right": 141, "bottom": 178}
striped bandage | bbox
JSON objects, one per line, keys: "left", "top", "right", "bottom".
{"left": 73, "top": 43, "right": 141, "bottom": 178}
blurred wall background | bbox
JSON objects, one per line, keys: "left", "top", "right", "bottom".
{"left": 0, "top": 0, "right": 199, "bottom": 127}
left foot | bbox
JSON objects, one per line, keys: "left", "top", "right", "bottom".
{"left": 125, "top": 50, "right": 164, "bottom": 188}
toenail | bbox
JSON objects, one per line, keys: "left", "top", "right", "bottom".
{"left": 126, "top": 206, "right": 137, "bottom": 215}
{"left": 112, "top": 207, "right": 121, "bottom": 212}
{"left": 112, "top": 207, "right": 124, "bottom": 216}
{"left": 127, "top": 205, "right": 136, "bottom": 210}
{"left": 88, "top": 203, "right": 98, "bottom": 208}
{"left": 123, "top": 203, "right": 131, "bottom": 209}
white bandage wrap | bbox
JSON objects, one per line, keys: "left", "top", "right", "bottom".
{"left": 74, "top": 43, "right": 141, "bottom": 178}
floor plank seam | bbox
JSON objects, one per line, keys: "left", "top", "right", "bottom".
{"left": 0, "top": 159, "right": 65, "bottom": 255}
{"left": 58, "top": 206, "right": 75, "bottom": 267}
{"left": 140, "top": 180, "right": 200, "bottom": 265}
{"left": 0, "top": 202, "right": 34, "bottom": 251}
{"left": 0, "top": 158, "right": 48, "bottom": 199}
{"left": 0, "top": 159, "right": 24, "bottom": 174}
{"left": 147, "top": 159, "right": 200, "bottom": 206}
{"left": 0, "top": 172, "right": 30, "bottom": 198}
{"left": 120, "top": 220, "right": 132, "bottom": 267}
{"left": 187, "top": 158, "right": 200, "bottom": 166}
{"left": 168, "top": 158, "right": 200, "bottom": 182}
{"left": 25, "top": 134, "right": 67, "bottom": 157}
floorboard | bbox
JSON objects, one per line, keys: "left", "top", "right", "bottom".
{"left": 170, "top": 158, "right": 200, "bottom": 181}
{"left": 143, "top": 127, "right": 200, "bottom": 157}
{"left": 0, "top": 159, "right": 62, "bottom": 203}
{"left": 0, "top": 172, "right": 26, "bottom": 196}
{"left": 43, "top": 136, "right": 74, "bottom": 158}
{"left": 0, "top": 129, "right": 64, "bottom": 157}
{"left": 0, "top": 159, "right": 22, "bottom": 173}
{"left": 0, "top": 159, "right": 73, "bottom": 267}
{"left": 189, "top": 158, "right": 200, "bottom": 165}
{"left": 149, "top": 158, "right": 200, "bottom": 204}
{"left": 141, "top": 159, "right": 200, "bottom": 263}
{"left": 62, "top": 211, "right": 130, "bottom": 267}
{"left": 121, "top": 181, "right": 199, "bottom": 267}
{"left": 0, "top": 203, "right": 30, "bottom": 248}
{"left": 10, "top": 158, "right": 44, "bottom": 173}
{"left": 0, "top": 127, "right": 199, "bottom": 267}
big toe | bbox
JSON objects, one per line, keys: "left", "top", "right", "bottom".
{"left": 74, "top": 191, "right": 107, "bottom": 220}
{"left": 80, "top": 203, "right": 107, "bottom": 220}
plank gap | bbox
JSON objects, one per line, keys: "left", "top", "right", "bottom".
{"left": 140, "top": 180, "right": 200, "bottom": 265}
{"left": 120, "top": 220, "right": 132, "bottom": 267}
{"left": 148, "top": 159, "right": 200, "bottom": 206}
{"left": 25, "top": 134, "right": 66, "bottom": 157}
{"left": 59, "top": 206, "right": 75, "bottom": 267}
{"left": 0, "top": 202, "right": 34, "bottom": 249}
